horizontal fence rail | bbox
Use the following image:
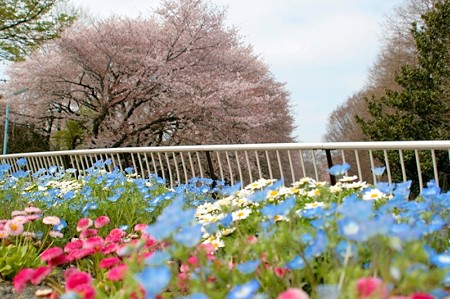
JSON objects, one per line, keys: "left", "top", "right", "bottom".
{"left": 1, "top": 141, "right": 450, "bottom": 192}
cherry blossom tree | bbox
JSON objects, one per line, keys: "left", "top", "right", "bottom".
{"left": 5, "top": 0, "right": 294, "bottom": 150}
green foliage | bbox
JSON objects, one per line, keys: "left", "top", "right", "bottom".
{"left": 0, "top": 0, "right": 76, "bottom": 61}
{"left": 51, "top": 119, "right": 86, "bottom": 150}
{"left": 357, "top": 1, "right": 450, "bottom": 192}
{"left": 0, "top": 244, "right": 41, "bottom": 280}
{"left": 0, "top": 121, "right": 50, "bottom": 153}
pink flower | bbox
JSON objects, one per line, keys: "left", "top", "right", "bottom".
{"left": 25, "top": 207, "right": 42, "bottom": 214}
{"left": 42, "top": 216, "right": 61, "bottom": 225}
{"left": 12, "top": 216, "right": 30, "bottom": 224}
{"left": 95, "top": 216, "right": 110, "bottom": 228}
{"left": 76, "top": 218, "right": 93, "bottom": 232}
{"left": 5, "top": 220, "right": 24, "bottom": 236}
{"left": 13, "top": 268, "right": 34, "bottom": 292}
{"left": 108, "top": 228, "right": 126, "bottom": 240}
{"left": 278, "top": 288, "right": 310, "bottom": 299}
{"left": 26, "top": 214, "right": 40, "bottom": 221}
{"left": 101, "top": 242, "right": 118, "bottom": 255}
{"left": 357, "top": 277, "right": 389, "bottom": 299}
{"left": 30, "top": 266, "right": 52, "bottom": 285}
{"left": 72, "top": 284, "right": 96, "bottom": 299}
{"left": 49, "top": 231, "right": 64, "bottom": 238}
{"left": 79, "top": 229, "right": 98, "bottom": 239}
{"left": 99, "top": 257, "right": 121, "bottom": 269}
{"left": 47, "top": 254, "right": 70, "bottom": 267}
{"left": 68, "top": 248, "right": 95, "bottom": 261}
{"left": 64, "top": 239, "right": 84, "bottom": 253}
{"left": 65, "top": 270, "right": 92, "bottom": 291}
{"left": 83, "top": 236, "right": 104, "bottom": 251}
{"left": 411, "top": 294, "right": 434, "bottom": 299}
{"left": 0, "top": 229, "right": 8, "bottom": 238}
{"left": 134, "top": 223, "right": 147, "bottom": 232}
{"left": 11, "top": 210, "right": 27, "bottom": 217}
{"left": 107, "top": 264, "right": 127, "bottom": 281}
{"left": 40, "top": 247, "right": 64, "bottom": 262}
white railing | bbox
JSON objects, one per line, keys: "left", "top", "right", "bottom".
{"left": 1, "top": 141, "right": 449, "bottom": 191}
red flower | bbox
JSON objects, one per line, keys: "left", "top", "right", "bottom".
{"left": 30, "top": 266, "right": 53, "bottom": 285}
{"left": 95, "top": 215, "right": 110, "bottom": 228}
{"left": 40, "top": 247, "right": 64, "bottom": 262}
{"left": 13, "top": 268, "right": 34, "bottom": 292}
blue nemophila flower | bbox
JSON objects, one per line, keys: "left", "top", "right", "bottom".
{"left": 335, "top": 241, "right": 358, "bottom": 265}
{"left": 16, "top": 158, "right": 27, "bottom": 167}
{"left": 145, "top": 250, "right": 171, "bottom": 266}
{"left": 124, "top": 167, "right": 134, "bottom": 174}
{"left": 221, "top": 182, "right": 242, "bottom": 196}
{"left": 174, "top": 223, "right": 203, "bottom": 247}
{"left": 443, "top": 271, "right": 450, "bottom": 287}
{"left": 0, "top": 163, "right": 11, "bottom": 172}
{"left": 430, "top": 252, "right": 450, "bottom": 268}
{"left": 63, "top": 190, "right": 75, "bottom": 200}
{"left": 236, "top": 260, "right": 260, "bottom": 274}
{"left": 286, "top": 255, "right": 305, "bottom": 270}
{"left": 260, "top": 196, "right": 296, "bottom": 218}
{"left": 48, "top": 165, "right": 58, "bottom": 174}
{"left": 226, "top": 279, "right": 260, "bottom": 299}
{"left": 220, "top": 213, "right": 233, "bottom": 228}
{"left": 339, "top": 198, "right": 373, "bottom": 221}
{"left": 338, "top": 218, "right": 365, "bottom": 242}
{"left": 53, "top": 219, "right": 67, "bottom": 232}
{"left": 134, "top": 265, "right": 171, "bottom": 298}
{"left": 12, "top": 169, "right": 28, "bottom": 179}
{"left": 304, "top": 230, "right": 328, "bottom": 260}
{"left": 371, "top": 166, "right": 386, "bottom": 176}
{"left": 328, "top": 163, "right": 350, "bottom": 176}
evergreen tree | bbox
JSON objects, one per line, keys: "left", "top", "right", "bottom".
{"left": 357, "top": 0, "right": 450, "bottom": 191}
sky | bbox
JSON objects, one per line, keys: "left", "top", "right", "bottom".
{"left": 3, "top": 0, "right": 406, "bottom": 143}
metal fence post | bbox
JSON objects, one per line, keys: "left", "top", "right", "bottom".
{"left": 325, "top": 149, "right": 336, "bottom": 185}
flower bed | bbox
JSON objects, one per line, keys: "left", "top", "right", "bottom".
{"left": 0, "top": 159, "right": 448, "bottom": 298}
